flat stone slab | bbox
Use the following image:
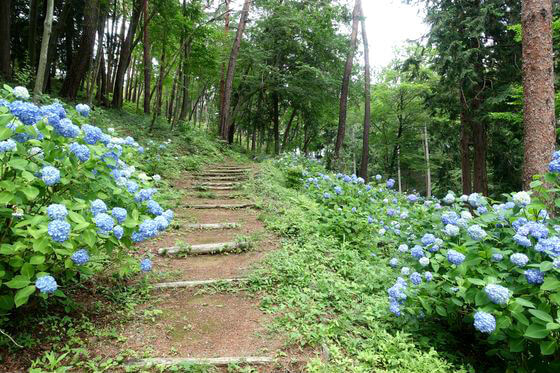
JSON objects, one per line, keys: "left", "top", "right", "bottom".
{"left": 126, "top": 356, "right": 274, "bottom": 367}
{"left": 153, "top": 278, "right": 244, "bottom": 289}
{"left": 184, "top": 223, "right": 240, "bottom": 230}
{"left": 158, "top": 241, "right": 248, "bottom": 256}
{"left": 187, "top": 203, "right": 254, "bottom": 209}
{"left": 194, "top": 182, "right": 239, "bottom": 187}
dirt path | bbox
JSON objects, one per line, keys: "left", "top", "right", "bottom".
{"left": 121, "top": 163, "right": 306, "bottom": 372}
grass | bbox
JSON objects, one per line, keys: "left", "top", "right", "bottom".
{"left": 242, "top": 161, "right": 477, "bottom": 373}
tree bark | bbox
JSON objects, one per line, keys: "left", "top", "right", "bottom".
{"left": 472, "top": 120, "right": 488, "bottom": 195}
{"left": 358, "top": 3, "right": 371, "bottom": 181}
{"left": 113, "top": 0, "right": 142, "bottom": 109}
{"left": 272, "top": 92, "right": 280, "bottom": 154}
{"left": 0, "top": 0, "right": 11, "bottom": 80}
{"left": 28, "top": 0, "right": 39, "bottom": 72}
{"left": 522, "top": 0, "right": 556, "bottom": 188}
{"left": 219, "top": 0, "right": 252, "bottom": 140}
{"left": 219, "top": 0, "right": 231, "bottom": 133}
{"left": 34, "top": 0, "right": 54, "bottom": 100}
{"left": 61, "top": 0, "right": 100, "bottom": 99}
{"left": 460, "top": 108, "right": 473, "bottom": 195}
{"left": 281, "top": 108, "right": 297, "bottom": 152}
{"left": 143, "top": 0, "right": 151, "bottom": 113}
{"left": 333, "top": 0, "right": 360, "bottom": 168}
{"left": 423, "top": 124, "right": 432, "bottom": 197}
{"left": 88, "top": 11, "right": 106, "bottom": 105}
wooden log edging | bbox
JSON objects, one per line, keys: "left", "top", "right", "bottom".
{"left": 126, "top": 356, "right": 274, "bottom": 368}
{"left": 158, "top": 241, "right": 248, "bottom": 256}
{"left": 187, "top": 203, "right": 254, "bottom": 209}
{"left": 153, "top": 278, "right": 245, "bottom": 289}
{"left": 184, "top": 223, "right": 240, "bottom": 230}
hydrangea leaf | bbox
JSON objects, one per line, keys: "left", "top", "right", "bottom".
{"left": 541, "top": 278, "right": 560, "bottom": 291}
{"left": 0, "top": 127, "right": 11, "bottom": 140}
{"left": 528, "top": 310, "right": 553, "bottom": 324}
{"left": 524, "top": 323, "right": 549, "bottom": 339}
{"left": 7, "top": 158, "right": 28, "bottom": 171}
{"left": 20, "top": 263, "right": 34, "bottom": 279}
{"left": 14, "top": 285, "right": 36, "bottom": 307}
{"left": 0, "top": 294, "right": 14, "bottom": 311}
{"left": 29, "top": 256, "right": 45, "bottom": 265}
{"left": 0, "top": 192, "right": 13, "bottom": 204}
{"left": 540, "top": 340, "right": 556, "bottom": 355}
{"left": 5, "top": 275, "right": 30, "bottom": 289}
{"left": 515, "top": 298, "right": 536, "bottom": 308}
{"left": 20, "top": 186, "right": 39, "bottom": 201}
{"left": 509, "top": 338, "right": 524, "bottom": 352}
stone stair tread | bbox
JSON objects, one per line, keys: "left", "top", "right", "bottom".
{"left": 152, "top": 278, "right": 245, "bottom": 289}
{"left": 126, "top": 356, "right": 274, "bottom": 367}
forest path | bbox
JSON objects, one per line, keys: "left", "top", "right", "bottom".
{"left": 120, "top": 162, "right": 305, "bottom": 372}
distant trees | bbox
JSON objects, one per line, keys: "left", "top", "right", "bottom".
{"left": 521, "top": 0, "right": 556, "bottom": 188}
{"left": 0, "top": 0, "right": 11, "bottom": 80}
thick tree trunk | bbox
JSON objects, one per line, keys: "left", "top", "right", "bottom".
{"left": 113, "top": 0, "right": 142, "bottom": 108}
{"left": 472, "top": 120, "right": 488, "bottom": 195}
{"left": 34, "top": 0, "right": 54, "bottom": 100}
{"left": 281, "top": 108, "right": 297, "bottom": 152}
{"left": 358, "top": 3, "right": 371, "bottom": 181}
{"left": 0, "top": 0, "right": 11, "bottom": 80}
{"left": 61, "top": 0, "right": 100, "bottom": 99}
{"left": 522, "top": 0, "right": 556, "bottom": 188}
{"left": 28, "top": 0, "right": 39, "bottom": 72}
{"left": 97, "top": 52, "right": 108, "bottom": 106}
{"left": 143, "top": 0, "right": 151, "bottom": 113}
{"left": 423, "top": 124, "right": 432, "bottom": 197}
{"left": 460, "top": 109, "right": 473, "bottom": 195}
{"left": 333, "top": 0, "right": 360, "bottom": 168}
{"left": 272, "top": 92, "right": 280, "bottom": 154}
{"left": 219, "top": 0, "right": 252, "bottom": 140}
{"left": 219, "top": 0, "right": 231, "bottom": 132}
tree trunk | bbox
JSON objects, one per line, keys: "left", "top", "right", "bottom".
{"left": 28, "top": 0, "right": 39, "bottom": 72}
{"left": 358, "top": 3, "right": 371, "bottom": 181}
{"left": 143, "top": 0, "right": 151, "bottom": 113}
{"left": 460, "top": 108, "right": 473, "bottom": 195}
{"left": 34, "top": 0, "right": 54, "bottom": 100}
{"left": 333, "top": 0, "right": 360, "bottom": 168}
{"left": 423, "top": 124, "right": 432, "bottom": 197}
{"left": 219, "top": 0, "right": 231, "bottom": 133}
{"left": 88, "top": 11, "right": 106, "bottom": 105}
{"left": 113, "top": 0, "right": 142, "bottom": 109}
{"left": 272, "top": 92, "right": 280, "bottom": 154}
{"left": 522, "top": 0, "right": 556, "bottom": 188}
{"left": 472, "top": 120, "right": 488, "bottom": 195}
{"left": 97, "top": 52, "right": 108, "bottom": 106}
{"left": 281, "top": 108, "right": 297, "bottom": 152}
{"left": 0, "top": 0, "right": 11, "bottom": 80}
{"left": 397, "top": 146, "right": 402, "bottom": 193}
{"left": 149, "top": 44, "right": 165, "bottom": 131}
{"left": 61, "top": 0, "right": 100, "bottom": 99}
{"left": 219, "top": 0, "right": 252, "bottom": 140}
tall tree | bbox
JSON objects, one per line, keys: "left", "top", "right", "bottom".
{"left": 34, "top": 0, "right": 54, "bottom": 100}
{"left": 143, "top": 0, "right": 151, "bottom": 113}
{"left": 521, "top": 0, "right": 556, "bottom": 187}
{"left": 359, "top": 2, "right": 371, "bottom": 181}
{"left": 333, "top": 0, "right": 360, "bottom": 168}
{"left": 61, "top": 0, "right": 101, "bottom": 99}
{"left": 218, "top": 0, "right": 231, "bottom": 129}
{"left": 220, "top": 0, "right": 252, "bottom": 142}
{"left": 0, "top": 0, "right": 11, "bottom": 80}
{"left": 112, "top": 0, "right": 142, "bottom": 108}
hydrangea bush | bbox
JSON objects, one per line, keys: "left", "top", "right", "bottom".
{"left": 279, "top": 153, "right": 560, "bottom": 363}
{"left": 0, "top": 85, "right": 172, "bottom": 316}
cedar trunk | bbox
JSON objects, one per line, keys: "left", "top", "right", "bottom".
{"left": 460, "top": 109, "right": 473, "bottom": 195}
{"left": 521, "top": 0, "right": 556, "bottom": 188}
{"left": 333, "top": 0, "right": 361, "bottom": 168}
{"left": 358, "top": 3, "right": 371, "bottom": 181}
{"left": 143, "top": 0, "right": 151, "bottom": 113}
{"left": 0, "top": 0, "right": 11, "bottom": 79}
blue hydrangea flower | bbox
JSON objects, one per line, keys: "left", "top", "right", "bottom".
{"left": 474, "top": 311, "right": 496, "bottom": 333}
{"left": 13, "top": 86, "right": 30, "bottom": 100}
{"left": 113, "top": 225, "right": 124, "bottom": 240}
{"left": 467, "top": 225, "right": 487, "bottom": 241}
{"left": 48, "top": 220, "right": 71, "bottom": 242}
{"left": 323, "top": 192, "right": 330, "bottom": 199}
{"left": 407, "top": 194, "right": 418, "bottom": 203}
{"left": 75, "top": 104, "right": 91, "bottom": 117}
{"left": 424, "top": 271, "right": 433, "bottom": 282}
{"left": 398, "top": 244, "right": 409, "bottom": 253}
{"left": 442, "top": 193, "right": 455, "bottom": 204}
{"left": 140, "top": 258, "right": 152, "bottom": 272}
{"left": 41, "top": 166, "right": 61, "bottom": 186}
{"left": 9, "top": 101, "right": 41, "bottom": 125}
{"left": 132, "top": 231, "right": 145, "bottom": 242}
{"left": 94, "top": 213, "right": 114, "bottom": 234}
{"left": 375, "top": 174, "right": 382, "bottom": 181}
{"left": 154, "top": 215, "right": 170, "bottom": 231}
{"left": 55, "top": 118, "right": 80, "bottom": 138}
{"left": 524, "top": 269, "right": 544, "bottom": 285}
{"left": 484, "top": 284, "right": 511, "bottom": 305}
{"left": 389, "top": 258, "right": 398, "bottom": 268}
{"left": 69, "top": 142, "right": 90, "bottom": 162}
{"left": 553, "top": 258, "right": 560, "bottom": 269}
{"left": 510, "top": 253, "right": 529, "bottom": 267}
{"left": 421, "top": 233, "right": 436, "bottom": 247}
{"left": 513, "top": 233, "right": 532, "bottom": 247}
{"left": 389, "top": 299, "right": 401, "bottom": 316}
{"left": 47, "top": 204, "right": 68, "bottom": 221}
{"left": 419, "top": 257, "right": 430, "bottom": 267}
{"left": 467, "top": 193, "right": 483, "bottom": 207}
{"left": 82, "top": 124, "right": 103, "bottom": 145}
{"left": 411, "top": 245, "right": 424, "bottom": 259}
{"left": 491, "top": 253, "right": 504, "bottom": 262}
{"left": 443, "top": 224, "right": 460, "bottom": 237}
{"left": 513, "top": 191, "right": 531, "bottom": 207}
{"left": 447, "top": 249, "right": 466, "bottom": 265}
{"left": 137, "top": 146, "right": 144, "bottom": 154}
{"left": 71, "top": 249, "right": 90, "bottom": 265}
{"left": 134, "top": 188, "right": 156, "bottom": 202}
{"left": 386, "top": 179, "right": 395, "bottom": 189}
{"left": 139, "top": 219, "right": 158, "bottom": 239}
{"left": 0, "top": 139, "right": 17, "bottom": 153}
{"left": 162, "top": 209, "right": 174, "bottom": 222}
{"left": 146, "top": 200, "right": 163, "bottom": 216}
{"left": 512, "top": 218, "right": 528, "bottom": 231}
{"left": 111, "top": 207, "right": 127, "bottom": 224}
{"left": 35, "top": 275, "right": 58, "bottom": 294}
{"left": 537, "top": 236, "right": 560, "bottom": 257}
{"left": 90, "top": 199, "right": 107, "bottom": 216}
{"left": 334, "top": 186, "right": 342, "bottom": 195}
{"left": 476, "top": 206, "right": 488, "bottom": 215}
{"left": 410, "top": 272, "right": 422, "bottom": 285}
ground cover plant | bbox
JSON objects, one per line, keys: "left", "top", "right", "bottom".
{"left": 253, "top": 153, "right": 560, "bottom": 372}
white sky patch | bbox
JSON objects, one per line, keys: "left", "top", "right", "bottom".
{"left": 362, "top": 0, "right": 427, "bottom": 68}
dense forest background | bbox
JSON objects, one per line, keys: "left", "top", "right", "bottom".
{"left": 0, "top": 0, "right": 558, "bottom": 198}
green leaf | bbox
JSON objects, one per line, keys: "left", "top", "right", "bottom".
{"left": 524, "top": 323, "right": 550, "bottom": 339}
{"left": 515, "top": 298, "right": 536, "bottom": 308}
{"left": 509, "top": 338, "right": 524, "bottom": 352}
{"left": 5, "top": 275, "right": 30, "bottom": 289}
{"left": 20, "top": 263, "right": 34, "bottom": 279}
{"left": 0, "top": 191, "right": 13, "bottom": 204}
{"left": 68, "top": 211, "right": 87, "bottom": 225}
{"left": 0, "top": 127, "right": 11, "bottom": 140}
{"left": 511, "top": 311, "right": 530, "bottom": 326}
{"left": 81, "top": 229, "right": 96, "bottom": 247}
{"left": 528, "top": 309, "right": 554, "bottom": 323}
{"left": 8, "top": 158, "right": 28, "bottom": 171}
{"left": 435, "top": 305, "right": 447, "bottom": 316}
{"left": 541, "top": 278, "right": 560, "bottom": 291}
{"left": 29, "top": 255, "right": 45, "bottom": 265}
{"left": 546, "top": 322, "right": 560, "bottom": 330}
{"left": 540, "top": 340, "right": 556, "bottom": 355}
{"left": 21, "top": 186, "right": 40, "bottom": 201}
{"left": 14, "top": 285, "right": 36, "bottom": 307}
{"left": 467, "top": 278, "right": 485, "bottom": 286}
{"left": 0, "top": 294, "right": 14, "bottom": 310}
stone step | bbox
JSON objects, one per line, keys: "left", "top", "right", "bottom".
{"left": 194, "top": 182, "right": 240, "bottom": 187}
{"left": 184, "top": 223, "right": 240, "bottom": 230}
{"left": 187, "top": 203, "right": 254, "bottom": 209}
{"left": 152, "top": 278, "right": 244, "bottom": 289}
{"left": 126, "top": 356, "right": 274, "bottom": 368}
{"left": 195, "top": 175, "right": 246, "bottom": 181}
{"left": 202, "top": 169, "right": 250, "bottom": 174}
{"left": 158, "top": 241, "right": 248, "bottom": 256}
